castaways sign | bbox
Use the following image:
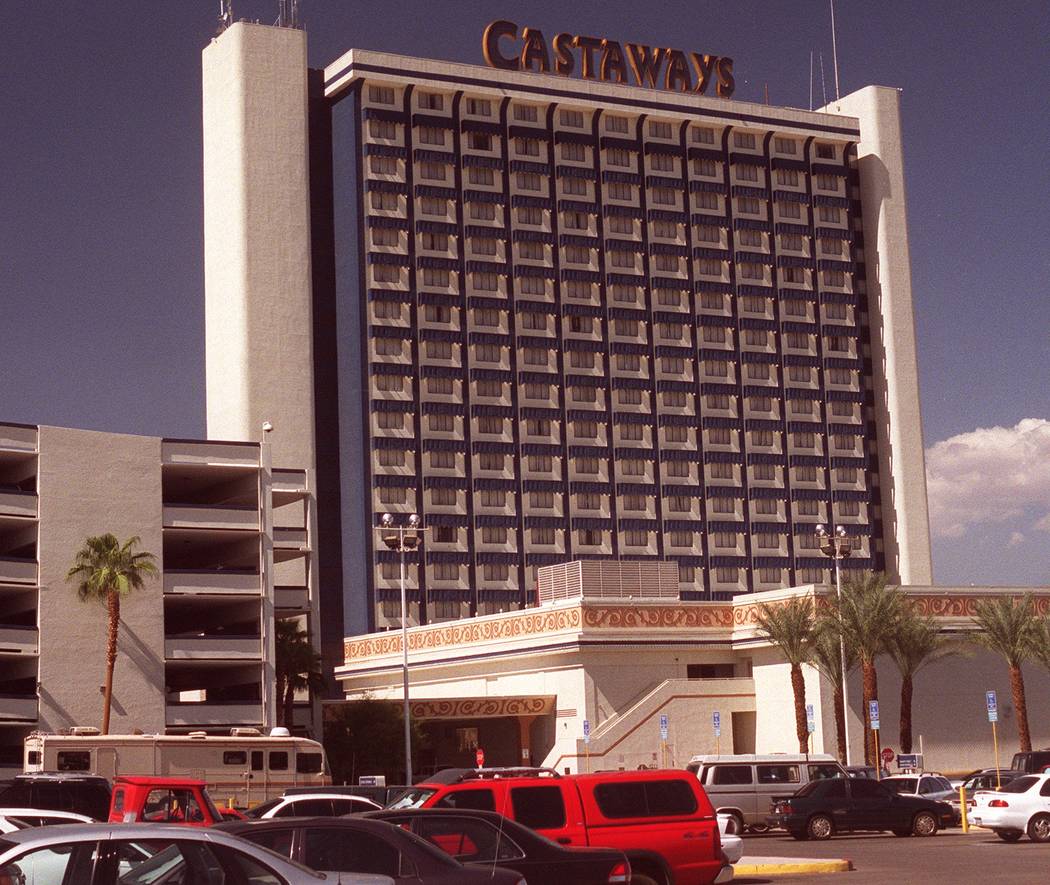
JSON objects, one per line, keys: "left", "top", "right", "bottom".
{"left": 482, "top": 20, "right": 734, "bottom": 98}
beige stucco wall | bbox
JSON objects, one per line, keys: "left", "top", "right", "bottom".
{"left": 36, "top": 426, "right": 166, "bottom": 733}
{"left": 202, "top": 23, "right": 316, "bottom": 472}
{"left": 823, "top": 86, "right": 933, "bottom": 585}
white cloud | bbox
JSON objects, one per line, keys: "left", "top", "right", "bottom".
{"left": 926, "top": 418, "right": 1050, "bottom": 539}
{"left": 1008, "top": 531, "right": 1026, "bottom": 548}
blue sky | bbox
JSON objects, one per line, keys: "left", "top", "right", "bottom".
{"left": 2, "top": 1, "right": 1047, "bottom": 585}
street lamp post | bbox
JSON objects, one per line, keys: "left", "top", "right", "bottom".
{"left": 816, "top": 523, "right": 853, "bottom": 766}
{"left": 380, "top": 513, "right": 424, "bottom": 785}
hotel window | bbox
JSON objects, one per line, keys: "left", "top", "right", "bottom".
{"left": 418, "top": 92, "right": 444, "bottom": 110}
{"left": 793, "top": 431, "right": 816, "bottom": 447}
{"left": 828, "top": 367, "right": 853, "bottom": 385}
{"left": 530, "top": 490, "right": 554, "bottom": 507}
{"left": 531, "top": 527, "right": 556, "bottom": 544}
{"left": 568, "top": 315, "right": 592, "bottom": 334}
{"left": 705, "top": 394, "right": 730, "bottom": 410}
{"left": 422, "top": 268, "right": 449, "bottom": 288}
{"left": 431, "top": 488, "right": 457, "bottom": 507}
{"left": 736, "top": 163, "right": 759, "bottom": 183}
{"left": 746, "top": 363, "right": 771, "bottom": 380}
{"left": 825, "top": 301, "right": 848, "bottom": 320}
{"left": 775, "top": 168, "right": 799, "bottom": 187}
{"left": 372, "top": 300, "right": 402, "bottom": 320}
{"left": 471, "top": 237, "right": 498, "bottom": 257}
{"left": 744, "top": 330, "right": 768, "bottom": 347}
{"left": 712, "top": 497, "right": 734, "bottom": 513}
{"left": 482, "top": 526, "right": 507, "bottom": 544}
{"left": 428, "top": 414, "right": 455, "bottom": 432}
{"left": 710, "top": 461, "right": 733, "bottom": 480}
{"left": 648, "top": 120, "right": 672, "bottom": 139}
{"left": 516, "top": 206, "right": 543, "bottom": 225}
{"left": 521, "top": 312, "right": 548, "bottom": 331}
{"left": 695, "top": 225, "right": 720, "bottom": 244}
{"left": 662, "top": 390, "right": 687, "bottom": 408}
{"left": 754, "top": 463, "right": 776, "bottom": 481}
{"left": 578, "top": 529, "right": 602, "bottom": 546}
{"left": 713, "top": 532, "right": 736, "bottom": 548}
{"left": 797, "top": 533, "right": 818, "bottom": 550}
{"left": 607, "top": 182, "right": 635, "bottom": 200}
{"left": 429, "top": 450, "right": 455, "bottom": 468}
{"left": 659, "top": 322, "right": 684, "bottom": 340}
{"left": 670, "top": 531, "right": 693, "bottom": 548}
{"left": 625, "top": 530, "right": 649, "bottom": 547}
{"left": 570, "top": 350, "right": 595, "bottom": 369}
{"left": 820, "top": 237, "right": 844, "bottom": 256}
{"left": 477, "top": 416, "right": 504, "bottom": 435}
{"left": 563, "top": 210, "right": 588, "bottom": 230}
{"left": 467, "top": 166, "right": 494, "bottom": 186}
{"left": 798, "top": 499, "right": 819, "bottom": 516}
{"left": 516, "top": 172, "right": 542, "bottom": 192}
{"left": 667, "top": 495, "right": 690, "bottom": 513}
{"left": 818, "top": 205, "right": 842, "bottom": 223}
{"left": 374, "top": 373, "right": 405, "bottom": 393}
{"left": 607, "top": 147, "right": 631, "bottom": 167}
{"left": 777, "top": 234, "right": 803, "bottom": 253}
{"left": 616, "top": 355, "right": 642, "bottom": 374}
{"left": 377, "top": 448, "right": 405, "bottom": 467}
{"left": 419, "top": 161, "right": 446, "bottom": 182}
{"left": 656, "top": 290, "right": 682, "bottom": 309}
{"left": 480, "top": 452, "right": 505, "bottom": 470}
{"left": 526, "top": 454, "right": 552, "bottom": 473}
{"left": 418, "top": 126, "right": 446, "bottom": 146}
{"left": 434, "top": 564, "right": 460, "bottom": 581}
{"left": 513, "top": 104, "right": 538, "bottom": 122}
{"left": 472, "top": 272, "right": 498, "bottom": 291}
{"left": 799, "top": 567, "right": 825, "bottom": 583}
{"left": 519, "top": 276, "right": 545, "bottom": 295}
{"left": 574, "top": 420, "right": 599, "bottom": 439}
{"left": 795, "top": 465, "right": 818, "bottom": 482}
{"left": 774, "top": 137, "right": 797, "bottom": 155}
{"left": 560, "top": 108, "right": 585, "bottom": 127}
{"left": 816, "top": 143, "right": 835, "bottom": 159}
{"left": 606, "top": 215, "right": 632, "bottom": 235}
{"left": 743, "top": 296, "right": 768, "bottom": 315}
{"left": 475, "top": 344, "right": 500, "bottom": 363}
{"left": 523, "top": 348, "right": 547, "bottom": 366}
{"left": 571, "top": 386, "right": 597, "bottom": 404}
{"left": 693, "top": 157, "right": 718, "bottom": 178}
{"left": 474, "top": 308, "right": 499, "bottom": 327}
{"left": 783, "top": 299, "right": 807, "bottom": 317}
{"left": 369, "top": 155, "right": 398, "bottom": 175}
{"left": 822, "top": 269, "right": 847, "bottom": 287}
{"left": 469, "top": 201, "right": 496, "bottom": 220}
{"left": 375, "top": 337, "right": 403, "bottom": 357}
{"left": 515, "top": 137, "right": 541, "bottom": 156}
{"left": 479, "top": 489, "right": 505, "bottom": 507}
{"left": 378, "top": 487, "right": 406, "bottom": 505}
{"left": 782, "top": 266, "right": 805, "bottom": 284}
{"left": 653, "top": 221, "right": 679, "bottom": 241}
{"left": 833, "top": 434, "right": 854, "bottom": 451}
{"left": 519, "top": 241, "right": 544, "bottom": 260}
{"left": 839, "top": 500, "right": 861, "bottom": 517}
{"left": 661, "top": 357, "right": 685, "bottom": 374}
{"left": 622, "top": 494, "right": 645, "bottom": 511}
{"left": 370, "top": 191, "right": 398, "bottom": 211}
{"left": 562, "top": 176, "right": 588, "bottom": 196}
{"left": 654, "top": 253, "right": 680, "bottom": 272}
{"left": 704, "top": 359, "right": 729, "bottom": 377}
{"left": 620, "top": 458, "right": 644, "bottom": 476}
{"left": 827, "top": 335, "right": 849, "bottom": 352}
{"left": 651, "top": 188, "right": 677, "bottom": 207}
{"left": 785, "top": 332, "right": 808, "bottom": 350}
{"left": 694, "top": 191, "right": 720, "bottom": 210}
{"left": 666, "top": 425, "right": 689, "bottom": 443}
{"left": 524, "top": 383, "right": 550, "bottom": 400}
{"left": 483, "top": 564, "right": 510, "bottom": 581}
{"left": 368, "top": 85, "right": 395, "bottom": 104}
{"left": 565, "top": 280, "right": 594, "bottom": 300}
{"left": 751, "top": 430, "right": 775, "bottom": 447}
{"left": 754, "top": 498, "right": 777, "bottom": 515}
{"left": 576, "top": 493, "right": 601, "bottom": 510}
{"left": 564, "top": 245, "right": 590, "bottom": 264}
{"left": 736, "top": 197, "right": 762, "bottom": 215}
{"left": 426, "top": 377, "right": 453, "bottom": 395}
{"left": 423, "top": 305, "right": 452, "bottom": 325}
{"left": 369, "top": 119, "right": 397, "bottom": 139}
{"left": 650, "top": 152, "right": 675, "bottom": 173}
{"left": 371, "top": 227, "right": 399, "bottom": 248}
{"left": 574, "top": 456, "right": 599, "bottom": 475}
{"left": 666, "top": 460, "right": 690, "bottom": 477}
{"left": 757, "top": 533, "right": 779, "bottom": 549}
{"left": 791, "top": 398, "right": 814, "bottom": 415}
{"left": 606, "top": 114, "right": 629, "bottom": 133}
{"left": 779, "top": 201, "right": 802, "bottom": 219}
{"left": 615, "top": 319, "right": 639, "bottom": 337}
{"left": 617, "top": 387, "right": 643, "bottom": 405}
{"left": 620, "top": 423, "right": 644, "bottom": 440}
{"left": 733, "top": 132, "right": 756, "bottom": 149}
{"left": 420, "top": 197, "right": 447, "bottom": 217}
{"left": 692, "top": 126, "right": 715, "bottom": 144}
{"left": 467, "top": 132, "right": 492, "bottom": 151}
{"left": 698, "top": 258, "right": 723, "bottom": 276}
{"left": 836, "top": 467, "right": 858, "bottom": 483}
{"left": 525, "top": 418, "right": 551, "bottom": 437}
{"left": 465, "top": 97, "right": 491, "bottom": 116}
{"left": 421, "top": 231, "right": 449, "bottom": 251}
{"left": 738, "top": 228, "right": 763, "bottom": 248}
{"left": 788, "top": 365, "right": 811, "bottom": 383}
{"left": 816, "top": 173, "right": 839, "bottom": 192}
{"left": 749, "top": 395, "right": 773, "bottom": 412}
{"left": 759, "top": 568, "right": 782, "bottom": 584}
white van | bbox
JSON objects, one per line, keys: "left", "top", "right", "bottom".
{"left": 687, "top": 753, "right": 847, "bottom": 831}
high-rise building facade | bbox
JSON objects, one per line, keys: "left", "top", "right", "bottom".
{"left": 203, "top": 23, "right": 932, "bottom": 639}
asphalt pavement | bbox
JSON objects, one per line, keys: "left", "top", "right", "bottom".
{"left": 734, "top": 828, "right": 1047, "bottom": 884}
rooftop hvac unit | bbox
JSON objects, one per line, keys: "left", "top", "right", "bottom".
{"left": 537, "top": 560, "right": 682, "bottom": 604}
{"left": 231, "top": 727, "right": 264, "bottom": 737}
{"left": 69, "top": 727, "right": 101, "bottom": 737}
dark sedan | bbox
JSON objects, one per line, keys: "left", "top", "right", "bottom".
{"left": 217, "top": 817, "right": 525, "bottom": 884}
{"left": 768, "top": 775, "right": 956, "bottom": 840}
{"left": 368, "top": 808, "right": 630, "bottom": 884}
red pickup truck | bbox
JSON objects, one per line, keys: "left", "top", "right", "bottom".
{"left": 108, "top": 776, "right": 226, "bottom": 827}
{"left": 390, "top": 768, "right": 731, "bottom": 885}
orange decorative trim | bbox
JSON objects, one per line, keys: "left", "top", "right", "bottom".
{"left": 583, "top": 605, "right": 732, "bottom": 630}
{"left": 408, "top": 696, "right": 555, "bottom": 720}
{"left": 906, "top": 594, "right": 1050, "bottom": 618}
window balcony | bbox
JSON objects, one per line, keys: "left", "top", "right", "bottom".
{"left": 166, "top": 701, "right": 264, "bottom": 729}
{"left": 0, "top": 558, "right": 35, "bottom": 586}
{"left": 0, "top": 695, "right": 37, "bottom": 723}
{"left": 0, "top": 492, "right": 35, "bottom": 520}
{"left": 0, "top": 626, "right": 37, "bottom": 656}
{"left": 164, "top": 634, "right": 262, "bottom": 661}
{"left": 163, "top": 505, "right": 259, "bottom": 532}
{"left": 163, "top": 570, "right": 262, "bottom": 596}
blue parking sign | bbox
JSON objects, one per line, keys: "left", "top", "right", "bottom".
{"left": 583, "top": 719, "right": 590, "bottom": 744}
{"left": 713, "top": 711, "right": 721, "bottom": 737}
{"left": 868, "top": 700, "right": 880, "bottom": 730}
{"left": 986, "top": 690, "right": 998, "bottom": 722}
{"left": 659, "top": 713, "right": 669, "bottom": 741}
{"left": 805, "top": 703, "right": 815, "bottom": 734}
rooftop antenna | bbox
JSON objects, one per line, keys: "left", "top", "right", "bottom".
{"left": 830, "top": 0, "right": 841, "bottom": 100}
{"left": 809, "top": 51, "right": 814, "bottom": 111}
{"left": 819, "top": 53, "right": 828, "bottom": 108}
{"left": 218, "top": 0, "right": 233, "bottom": 32}
{"left": 277, "top": 0, "right": 302, "bottom": 28}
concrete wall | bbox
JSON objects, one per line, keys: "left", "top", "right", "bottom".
{"left": 823, "top": 86, "right": 933, "bottom": 585}
{"left": 203, "top": 23, "right": 316, "bottom": 473}
{"left": 37, "top": 426, "right": 166, "bottom": 733}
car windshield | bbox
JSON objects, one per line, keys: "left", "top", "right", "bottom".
{"left": 883, "top": 778, "right": 917, "bottom": 793}
{"left": 1000, "top": 776, "right": 1040, "bottom": 794}
{"left": 386, "top": 788, "right": 438, "bottom": 810}
{"left": 244, "top": 798, "right": 283, "bottom": 819}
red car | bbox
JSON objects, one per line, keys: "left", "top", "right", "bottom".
{"left": 108, "top": 776, "right": 225, "bottom": 827}
{"left": 389, "top": 767, "right": 731, "bottom": 885}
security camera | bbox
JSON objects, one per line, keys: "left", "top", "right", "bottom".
{"left": 262, "top": 421, "right": 274, "bottom": 433}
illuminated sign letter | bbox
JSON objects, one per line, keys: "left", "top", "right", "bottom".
{"left": 483, "top": 20, "right": 520, "bottom": 71}
{"left": 600, "top": 40, "right": 628, "bottom": 84}
{"left": 520, "top": 27, "right": 550, "bottom": 72}
{"left": 553, "top": 32, "right": 576, "bottom": 75}
{"left": 716, "top": 57, "right": 735, "bottom": 97}
{"left": 573, "top": 35, "right": 604, "bottom": 80}
{"left": 663, "top": 49, "right": 691, "bottom": 92}
{"left": 690, "top": 52, "right": 717, "bottom": 94}
{"left": 626, "top": 43, "right": 665, "bottom": 88}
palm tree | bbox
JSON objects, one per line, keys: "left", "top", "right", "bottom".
{"left": 66, "top": 534, "right": 158, "bottom": 734}
{"left": 754, "top": 597, "right": 816, "bottom": 753}
{"left": 887, "top": 607, "right": 959, "bottom": 754}
{"left": 971, "top": 595, "right": 1037, "bottom": 752}
{"left": 830, "top": 572, "right": 904, "bottom": 765}
{"left": 275, "top": 619, "right": 326, "bottom": 729}
{"left": 809, "top": 617, "right": 857, "bottom": 762}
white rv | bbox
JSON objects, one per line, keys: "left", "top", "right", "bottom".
{"left": 24, "top": 728, "right": 330, "bottom": 807}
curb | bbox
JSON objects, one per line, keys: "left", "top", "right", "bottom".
{"left": 734, "top": 859, "right": 854, "bottom": 876}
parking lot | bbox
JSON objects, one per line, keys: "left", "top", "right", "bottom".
{"left": 736, "top": 829, "right": 1047, "bottom": 884}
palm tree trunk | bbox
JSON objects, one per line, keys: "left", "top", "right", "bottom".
{"left": 283, "top": 681, "right": 296, "bottom": 731}
{"left": 102, "top": 590, "right": 120, "bottom": 735}
{"left": 900, "top": 674, "right": 913, "bottom": 754}
{"left": 832, "top": 682, "right": 847, "bottom": 762}
{"left": 861, "top": 657, "right": 879, "bottom": 766}
{"left": 1009, "top": 664, "right": 1032, "bottom": 753}
{"left": 790, "top": 663, "right": 808, "bottom": 752}
{"left": 275, "top": 674, "right": 287, "bottom": 727}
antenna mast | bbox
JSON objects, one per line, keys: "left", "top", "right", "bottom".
{"left": 809, "top": 51, "right": 814, "bottom": 111}
{"left": 218, "top": 0, "right": 233, "bottom": 32}
{"left": 830, "top": 0, "right": 841, "bottom": 100}
{"left": 277, "top": 0, "right": 302, "bottom": 29}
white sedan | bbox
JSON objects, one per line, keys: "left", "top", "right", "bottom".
{"left": 245, "top": 792, "right": 382, "bottom": 819}
{"left": 971, "top": 773, "right": 1050, "bottom": 841}
{"left": 717, "top": 812, "right": 744, "bottom": 864}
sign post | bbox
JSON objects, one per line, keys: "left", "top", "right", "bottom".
{"left": 583, "top": 719, "right": 590, "bottom": 774}
{"left": 659, "top": 714, "right": 669, "bottom": 768}
{"left": 868, "top": 701, "right": 881, "bottom": 778}
{"left": 987, "top": 691, "right": 1001, "bottom": 789}
{"left": 713, "top": 711, "right": 721, "bottom": 756}
{"left": 805, "top": 704, "right": 815, "bottom": 755}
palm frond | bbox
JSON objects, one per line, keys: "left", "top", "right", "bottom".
{"left": 970, "top": 595, "right": 1037, "bottom": 668}
{"left": 753, "top": 597, "right": 816, "bottom": 665}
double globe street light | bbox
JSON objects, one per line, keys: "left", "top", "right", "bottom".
{"left": 380, "top": 513, "right": 425, "bottom": 786}
{"left": 816, "top": 523, "right": 853, "bottom": 766}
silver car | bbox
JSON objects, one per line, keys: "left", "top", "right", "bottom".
{"left": 881, "top": 773, "right": 957, "bottom": 804}
{"left": 0, "top": 823, "right": 393, "bottom": 884}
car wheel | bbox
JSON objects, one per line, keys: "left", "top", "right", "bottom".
{"left": 725, "top": 812, "right": 744, "bottom": 834}
{"left": 912, "top": 811, "right": 938, "bottom": 837}
{"left": 807, "top": 814, "right": 834, "bottom": 841}
{"left": 789, "top": 829, "right": 808, "bottom": 841}
{"left": 996, "top": 829, "right": 1023, "bottom": 842}
{"left": 1028, "top": 814, "right": 1050, "bottom": 842}
{"left": 892, "top": 828, "right": 912, "bottom": 837}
